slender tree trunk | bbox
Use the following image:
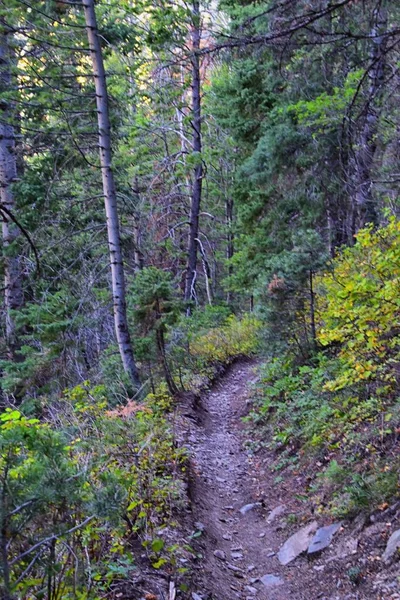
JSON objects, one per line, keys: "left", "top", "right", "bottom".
{"left": 132, "top": 215, "right": 143, "bottom": 272}
{"left": 83, "top": 0, "right": 140, "bottom": 388}
{"left": 309, "top": 269, "right": 316, "bottom": 346}
{"left": 176, "top": 67, "right": 192, "bottom": 294}
{"left": 225, "top": 196, "right": 234, "bottom": 304}
{"left": 155, "top": 300, "right": 178, "bottom": 395}
{"left": 0, "top": 515, "right": 10, "bottom": 600}
{"left": 352, "top": 5, "right": 387, "bottom": 232}
{"left": 156, "top": 328, "right": 178, "bottom": 395}
{"left": 196, "top": 237, "right": 212, "bottom": 305}
{"left": 0, "top": 29, "right": 23, "bottom": 359}
{"left": 184, "top": 0, "right": 203, "bottom": 308}
{"left": 132, "top": 179, "right": 144, "bottom": 271}
{"left": 1, "top": 465, "right": 11, "bottom": 600}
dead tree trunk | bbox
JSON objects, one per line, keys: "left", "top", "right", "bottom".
{"left": 83, "top": 0, "right": 140, "bottom": 388}
{"left": 184, "top": 0, "right": 203, "bottom": 309}
{"left": 352, "top": 5, "right": 387, "bottom": 232}
{"left": 0, "top": 28, "right": 23, "bottom": 359}
{"left": 196, "top": 237, "right": 212, "bottom": 305}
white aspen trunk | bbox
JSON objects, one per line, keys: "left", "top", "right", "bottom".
{"left": 0, "top": 29, "right": 23, "bottom": 358}
{"left": 83, "top": 0, "right": 140, "bottom": 388}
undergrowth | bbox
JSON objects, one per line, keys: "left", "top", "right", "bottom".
{"left": 0, "top": 310, "right": 259, "bottom": 599}
{"left": 249, "top": 219, "right": 400, "bottom": 518}
{"left": 170, "top": 309, "right": 261, "bottom": 392}
{"left": 1, "top": 384, "right": 190, "bottom": 599}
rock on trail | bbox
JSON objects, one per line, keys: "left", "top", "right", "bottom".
{"left": 382, "top": 529, "right": 400, "bottom": 563}
{"left": 308, "top": 523, "right": 342, "bottom": 556}
{"left": 277, "top": 521, "right": 318, "bottom": 565}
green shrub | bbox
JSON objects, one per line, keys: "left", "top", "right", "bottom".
{"left": 0, "top": 381, "right": 188, "bottom": 600}
{"left": 249, "top": 220, "right": 400, "bottom": 517}
{"left": 317, "top": 217, "right": 400, "bottom": 392}
{"left": 171, "top": 312, "right": 261, "bottom": 392}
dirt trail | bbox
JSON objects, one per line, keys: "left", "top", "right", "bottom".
{"left": 186, "top": 360, "right": 398, "bottom": 600}
{"left": 189, "top": 360, "right": 292, "bottom": 600}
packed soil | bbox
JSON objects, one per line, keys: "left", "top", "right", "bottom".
{"left": 185, "top": 359, "right": 400, "bottom": 600}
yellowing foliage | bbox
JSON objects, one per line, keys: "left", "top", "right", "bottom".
{"left": 189, "top": 314, "right": 261, "bottom": 365}
{"left": 317, "top": 218, "right": 400, "bottom": 391}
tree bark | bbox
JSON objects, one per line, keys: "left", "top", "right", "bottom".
{"left": 352, "top": 5, "right": 387, "bottom": 232}
{"left": 0, "top": 28, "right": 23, "bottom": 359}
{"left": 225, "top": 196, "right": 234, "bottom": 304}
{"left": 196, "top": 237, "right": 212, "bottom": 305}
{"left": 83, "top": 0, "right": 140, "bottom": 388}
{"left": 184, "top": 0, "right": 203, "bottom": 309}
{"left": 132, "top": 178, "right": 144, "bottom": 271}
{"left": 156, "top": 327, "right": 178, "bottom": 396}
{"left": 309, "top": 269, "right": 316, "bottom": 347}
{"left": 1, "top": 463, "right": 11, "bottom": 600}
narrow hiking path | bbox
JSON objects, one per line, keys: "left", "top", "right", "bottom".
{"left": 186, "top": 360, "right": 397, "bottom": 600}
{"left": 189, "top": 359, "right": 292, "bottom": 600}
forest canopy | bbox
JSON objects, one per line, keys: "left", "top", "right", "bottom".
{"left": 0, "top": 0, "right": 400, "bottom": 598}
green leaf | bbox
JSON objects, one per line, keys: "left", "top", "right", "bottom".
{"left": 1, "top": 409, "right": 21, "bottom": 422}
{"left": 151, "top": 538, "right": 165, "bottom": 553}
{"left": 152, "top": 558, "right": 167, "bottom": 569}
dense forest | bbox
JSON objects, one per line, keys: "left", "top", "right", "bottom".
{"left": 1, "top": 0, "right": 400, "bottom": 598}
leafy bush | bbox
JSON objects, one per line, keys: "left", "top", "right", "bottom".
{"left": 317, "top": 217, "right": 400, "bottom": 391}
{"left": 189, "top": 313, "right": 261, "bottom": 362}
{"left": 0, "top": 382, "right": 188, "bottom": 599}
{"left": 0, "top": 409, "right": 90, "bottom": 600}
{"left": 250, "top": 220, "right": 400, "bottom": 515}
{"left": 170, "top": 311, "right": 261, "bottom": 391}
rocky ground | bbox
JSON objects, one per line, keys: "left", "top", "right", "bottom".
{"left": 183, "top": 359, "right": 400, "bottom": 600}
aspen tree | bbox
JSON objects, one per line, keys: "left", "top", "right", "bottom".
{"left": 83, "top": 0, "right": 140, "bottom": 387}
{"left": 0, "top": 27, "right": 23, "bottom": 359}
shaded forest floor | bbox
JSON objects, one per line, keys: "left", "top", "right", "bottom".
{"left": 183, "top": 360, "right": 400, "bottom": 600}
